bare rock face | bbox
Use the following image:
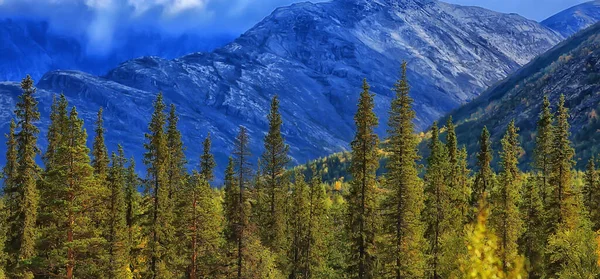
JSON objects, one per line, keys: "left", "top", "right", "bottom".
{"left": 0, "top": 0, "right": 569, "bottom": 180}
{"left": 542, "top": 0, "right": 600, "bottom": 37}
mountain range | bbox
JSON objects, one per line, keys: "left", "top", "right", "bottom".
{"left": 0, "top": 0, "right": 599, "bottom": 181}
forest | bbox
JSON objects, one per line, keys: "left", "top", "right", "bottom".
{"left": 1, "top": 61, "right": 599, "bottom": 279}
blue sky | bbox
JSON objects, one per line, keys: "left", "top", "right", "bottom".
{"left": 0, "top": 0, "right": 590, "bottom": 54}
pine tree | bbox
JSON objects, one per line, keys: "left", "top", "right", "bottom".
{"left": 223, "top": 157, "right": 239, "bottom": 246}
{"left": 124, "top": 157, "right": 142, "bottom": 277}
{"left": 534, "top": 96, "right": 554, "bottom": 204}
{"left": 383, "top": 62, "right": 426, "bottom": 279}
{"left": 289, "top": 171, "right": 310, "bottom": 279}
{"left": 200, "top": 133, "right": 216, "bottom": 183}
{"left": 259, "top": 95, "right": 290, "bottom": 256}
{"left": 3, "top": 120, "right": 18, "bottom": 262}
{"left": 490, "top": 120, "right": 523, "bottom": 273}
{"left": 583, "top": 157, "right": 600, "bottom": 230}
{"left": 307, "top": 168, "right": 330, "bottom": 278}
{"left": 519, "top": 176, "right": 546, "bottom": 279}
{"left": 38, "top": 107, "right": 104, "bottom": 278}
{"left": 9, "top": 75, "right": 41, "bottom": 279}
{"left": 166, "top": 103, "right": 187, "bottom": 199}
{"left": 438, "top": 117, "right": 470, "bottom": 278}
{"left": 547, "top": 95, "right": 599, "bottom": 278}
{"left": 472, "top": 126, "right": 493, "bottom": 210}
{"left": 548, "top": 95, "right": 576, "bottom": 229}
{"left": 92, "top": 107, "right": 110, "bottom": 178}
{"left": 347, "top": 79, "right": 380, "bottom": 279}
{"left": 423, "top": 122, "right": 449, "bottom": 279}
{"left": 143, "top": 93, "right": 174, "bottom": 279}
{"left": 105, "top": 146, "right": 131, "bottom": 278}
{"left": 43, "top": 94, "right": 68, "bottom": 166}
{"left": 233, "top": 126, "right": 252, "bottom": 279}
{"left": 179, "top": 171, "right": 223, "bottom": 279}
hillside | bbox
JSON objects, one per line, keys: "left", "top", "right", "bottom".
{"left": 0, "top": 0, "right": 568, "bottom": 180}
{"left": 542, "top": 0, "right": 600, "bottom": 37}
{"left": 442, "top": 22, "right": 600, "bottom": 169}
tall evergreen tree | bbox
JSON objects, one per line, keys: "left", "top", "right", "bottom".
{"left": 179, "top": 171, "right": 223, "bottom": 279}
{"left": 288, "top": 171, "right": 310, "bottom": 279}
{"left": 472, "top": 126, "right": 493, "bottom": 210}
{"left": 38, "top": 107, "right": 104, "bottom": 278}
{"left": 383, "top": 62, "right": 426, "bottom": 279}
{"left": 445, "top": 116, "right": 470, "bottom": 224}
{"left": 143, "top": 93, "right": 174, "bottom": 279}
{"left": 1, "top": 120, "right": 17, "bottom": 279}
{"left": 0, "top": 197, "right": 7, "bottom": 279}
{"left": 92, "top": 107, "right": 109, "bottom": 178}
{"left": 519, "top": 176, "right": 546, "bottom": 279}
{"left": 307, "top": 168, "right": 330, "bottom": 278}
{"left": 534, "top": 96, "right": 554, "bottom": 204}
{"left": 166, "top": 104, "right": 187, "bottom": 199}
{"left": 9, "top": 75, "right": 41, "bottom": 279}
{"left": 124, "top": 157, "right": 142, "bottom": 278}
{"left": 583, "top": 157, "right": 600, "bottom": 230}
{"left": 233, "top": 126, "right": 252, "bottom": 279}
{"left": 490, "top": 120, "right": 523, "bottom": 273}
{"left": 423, "top": 122, "right": 449, "bottom": 279}
{"left": 259, "top": 95, "right": 290, "bottom": 256}
{"left": 347, "top": 79, "right": 380, "bottom": 279}
{"left": 104, "top": 146, "right": 130, "bottom": 278}
{"left": 43, "top": 94, "right": 68, "bottom": 166}
{"left": 199, "top": 133, "right": 216, "bottom": 183}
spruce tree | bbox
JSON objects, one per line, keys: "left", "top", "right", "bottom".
{"left": 490, "top": 120, "right": 523, "bottom": 273}
{"left": 124, "top": 157, "right": 142, "bottom": 278}
{"left": 10, "top": 75, "right": 41, "bottom": 279}
{"left": 519, "top": 176, "right": 546, "bottom": 278}
{"left": 0, "top": 197, "right": 7, "bottom": 279}
{"left": 1, "top": 120, "right": 17, "bottom": 279}
{"left": 105, "top": 146, "right": 130, "bottom": 278}
{"left": 200, "top": 133, "right": 216, "bottom": 183}
{"left": 423, "top": 122, "right": 449, "bottom": 279}
{"left": 472, "top": 126, "right": 493, "bottom": 210}
{"left": 180, "top": 171, "right": 223, "bottom": 279}
{"left": 583, "top": 157, "right": 600, "bottom": 230}
{"left": 307, "top": 168, "right": 330, "bottom": 278}
{"left": 259, "top": 95, "right": 290, "bottom": 256}
{"left": 43, "top": 94, "right": 68, "bottom": 166}
{"left": 38, "top": 107, "right": 104, "bottom": 278}
{"left": 92, "top": 107, "right": 109, "bottom": 178}
{"left": 534, "top": 96, "right": 554, "bottom": 204}
{"left": 223, "top": 157, "right": 239, "bottom": 247}
{"left": 288, "top": 171, "right": 310, "bottom": 278}
{"left": 347, "top": 79, "right": 380, "bottom": 279}
{"left": 233, "top": 126, "right": 252, "bottom": 279}
{"left": 143, "top": 93, "right": 174, "bottom": 279}
{"left": 383, "top": 62, "right": 426, "bottom": 279}
{"left": 166, "top": 104, "right": 187, "bottom": 198}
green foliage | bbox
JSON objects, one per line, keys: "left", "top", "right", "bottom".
{"left": 519, "top": 176, "right": 546, "bottom": 278}
{"left": 382, "top": 62, "right": 426, "bottom": 278}
{"left": 200, "top": 133, "right": 216, "bottom": 183}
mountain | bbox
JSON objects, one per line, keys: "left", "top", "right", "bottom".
{"left": 542, "top": 1, "right": 600, "bottom": 37}
{"left": 441, "top": 22, "right": 600, "bottom": 169}
{"left": 0, "top": 0, "right": 567, "bottom": 180}
{"left": 0, "top": 18, "right": 234, "bottom": 81}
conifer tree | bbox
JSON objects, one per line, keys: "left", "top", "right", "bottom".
{"left": 38, "top": 107, "right": 104, "bottom": 278}
{"left": 105, "top": 146, "right": 130, "bottom": 278}
{"left": 383, "top": 62, "right": 426, "bottom": 279}
{"left": 548, "top": 95, "right": 576, "bottom": 228}
{"left": 490, "top": 120, "right": 523, "bottom": 273}
{"left": 347, "top": 79, "right": 380, "bottom": 279}
{"left": 9, "top": 75, "right": 41, "bottom": 279}
{"left": 143, "top": 93, "right": 174, "bottom": 279}
{"left": 445, "top": 116, "right": 470, "bottom": 224}
{"left": 200, "top": 133, "right": 216, "bottom": 183}
{"left": 124, "top": 157, "right": 142, "bottom": 277}
{"left": 43, "top": 94, "right": 68, "bottom": 166}
{"left": 289, "top": 171, "right": 310, "bottom": 278}
{"left": 259, "top": 95, "right": 290, "bottom": 256}
{"left": 1, "top": 120, "right": 17, "bottom": 279}
{"left": 179, "top": 171, "right": 223, "bottom": 279}
{"left": 534, "top": 96, "right": 554, "bottom": 204}
{"left": 583, "top": 157, "right": 600, "bottom": 230}
{"left": 547, "top": 95, "right": 599, "bottom": 278}
{"left": 472, "top": 126, "right": 493, "bottom": 210}
{"left": 166, "top": 104, "right": 187, "bottom": 198}
{"left": 223, "top": 157, "right": 239, "bottom": 247}
{"left": 519, "top": 176, "right": 546, "bottom": 279}
{"left": 423, "top": 122, "right": 449, "bottom": 279}
{"left": 233, "top": 126, "right": 252, "bottom": 279}
{"left": 92, "top": 107, "right": 110, "bottom": 178}
{"left": 0, "top": 198, "right": 7, "bottom": 279}
{"left": 307, "top": 168, "right": 330, "bottom": 278}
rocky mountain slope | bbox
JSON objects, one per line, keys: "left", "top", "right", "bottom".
{"left": 542, "top": 0, "right": 600, "bottom": 37}
{"left": 0, "top": 18, "right": 233, "bottom": 81}
{"left": 0, "top": 0, "right": 571, "bottom": 180}
{"left": 442, "top": 22, "right": 600, "bottom": 169}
